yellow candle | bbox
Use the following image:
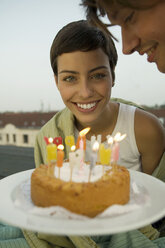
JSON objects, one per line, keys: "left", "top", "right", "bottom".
{"left": 47, "top": 138, "right": 57, "bottom": 163}
{"left": 57, "top": 144, "right": 64, "bottom": 167}
{"left": 65, "top": 135, "right": 75, "bottom": 148}
{"left": 99, "top": 144, "right": 111, "bottom": 165}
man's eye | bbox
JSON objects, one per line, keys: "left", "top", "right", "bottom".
{"left": 124, "top": 11, "right": 135, "bottom": 23}
{"left": 63, "top": 76, "right": 76, "bottom": 82}
{"left": 91, "top": 73, "right": 106, "bottom": 80}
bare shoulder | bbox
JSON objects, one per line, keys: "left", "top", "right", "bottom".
{"left": 134, "top": 108, "right": 165, "bottom": 142}
{"left": 134, "top": 108, "right": 165, "bottom": 174}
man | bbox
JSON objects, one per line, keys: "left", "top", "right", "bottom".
{"left": 82, "top": 0, "right": 165, "bottom": 73}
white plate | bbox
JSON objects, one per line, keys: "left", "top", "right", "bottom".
{"left": 0, "top": 169, "right": 165, "bottom": 235}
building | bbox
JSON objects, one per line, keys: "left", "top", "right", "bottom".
{"left": 0, "top": 112, "right": 56, "bottom": 147}
{"left": 0, "top": 107, "right": 164, "bottom": 148}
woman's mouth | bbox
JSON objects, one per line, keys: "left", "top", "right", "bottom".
{"left": 74, "top": 101, "right": 99, "bottom": 112}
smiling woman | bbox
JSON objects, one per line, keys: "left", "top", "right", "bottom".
{"left": 55, "top": 49, "right": 113, "bottom": 129}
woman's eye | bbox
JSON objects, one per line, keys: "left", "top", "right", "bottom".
{"left": 63, "top": 76, "right": 76, "bottom": 82}
{"left": 124, "top": 11, "right": 135, "bottom": 24}
{"left": 91, "top": 73, "right": 106, "bottom": 80}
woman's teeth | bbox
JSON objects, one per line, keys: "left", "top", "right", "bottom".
{"left": 77, "top": 102, "right": 96, "bottom": 109}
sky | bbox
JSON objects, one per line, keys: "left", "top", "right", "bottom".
{"left": 0, "top": 0, "right": 165, "bottom": 113}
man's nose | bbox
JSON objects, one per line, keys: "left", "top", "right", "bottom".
{"left": 121, "top": 27, "right": 140, "bottom": 55}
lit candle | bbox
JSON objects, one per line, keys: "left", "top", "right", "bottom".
{"left": 99, "top": 144, "right": 111, "bottom": 176}
{"left": 57, "top": 144, "right": 64, "bottom": 178}
{"left": 69, "top": 148, "right": 84, "bottom": 169}
{"left": 69, "top": 145, "right": 76, "bottom": 181}
{"left": 76, "top": 127, "right": 90, "bottom": 169}
{"left": 91, "top": 135, "right": 101, "bottom": 148}
{"left": 65, "top": 135, "right": 75, "bottom": 150}
{"left": 111, "top": 132, "right": 126, "bottom": 168}
{"left": 91, "top": 134, "right": 101, "bottom": 163}
{"left": 107, "top": 135, "right": 113, "bottom": 149}
{"left": 76, "top": 127, "right": 90, "bottom": 150}
{"left": 89, "top": 141, "right": 99, "bottom": 181}
{"left": 99, "top": 144, "right": 111, "bottom": 165}
{"left": 46, "top": 137, "right": 57, "bottom": 163}
{"left": 44, "top": 137, "right": 57, "bottom": 177}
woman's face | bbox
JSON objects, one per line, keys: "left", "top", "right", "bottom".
{"left": 104, "top": 1, "right": 165, "bottom": 73}
{"left": 55, "top": 48, "right": 113, "bottom": 127}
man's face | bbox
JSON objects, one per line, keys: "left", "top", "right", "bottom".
{"left": 103, "top": 1, "right": 165, "bottom": 73}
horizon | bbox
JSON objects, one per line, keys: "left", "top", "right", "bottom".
{"left": 1, "top": 0, "right": 165, "bottom": 112}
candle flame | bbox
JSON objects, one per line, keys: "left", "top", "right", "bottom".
{"left": 92, "top": 141, "right": 99, "bottom": 151}
{"left": 79, "top": 127, "right": 90, "bottom": 137}
{"left": 57, "top": 144, "right": 64, "bottom": 150}
{"left": 114, "top": 132, "right": 126, "bottom": 142}
{"left": 48, "top": 137, "right": 53, "bottom": 144}
{"left": 107, "top": 136, "right": 113, "bottom": 145}
{"left": 120, "top": 133, "right": 127, "bottom": 141}
{"left": 71, "top": 145, "right": 76, "bottom": 152}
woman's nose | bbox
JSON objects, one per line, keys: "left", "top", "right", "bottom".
{"left": 121, "top": 27, "right": 140, "bottom": 55}
{"left": 78, "top": 81, "right": 93, "bottom": 98}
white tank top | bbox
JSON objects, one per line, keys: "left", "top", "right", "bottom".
{"left": 75, "top": 103, "right": 141, "bottom": 171}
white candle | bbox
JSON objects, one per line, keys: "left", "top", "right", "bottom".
{"left": 91, "top": 135, "right": 101, "bottom": 148}
{"left": 69, "top": 149, "right": 83, "bottom": 169}
{"left": 91, "top": 135, "right": 101, "bottom": 163}
{"left": 107, "top": 135, "right": 113, "bottom": 148}
{"left": 89, "top": 141, "right": 99, "bottom": 181}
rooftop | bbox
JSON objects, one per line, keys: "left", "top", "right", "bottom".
{"left": 0, "top": 112, "right": 57, "bottom": 128}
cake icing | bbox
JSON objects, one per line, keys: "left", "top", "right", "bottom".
{"left": 54, "top": 162, "right": 104, "bottom": 183}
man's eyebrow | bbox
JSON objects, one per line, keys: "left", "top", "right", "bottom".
{"left": 89, "top": 66, "right": 108, "bottom": 73}
{"left": 59, "top": 70, "right": 79, "bottom": 74}
{"left": 111, "top": 10, "right": 119, "bottom": 20}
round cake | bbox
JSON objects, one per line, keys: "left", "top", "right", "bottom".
{"left": 31, "top": 163, "right": 130, "bottom": 217}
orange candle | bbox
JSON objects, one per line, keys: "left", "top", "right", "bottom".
{"left": 76, "top": 127, "right": 90, "bottom": 150}
{"left": 57, "top": 144, "right": 64, "bottom": 167}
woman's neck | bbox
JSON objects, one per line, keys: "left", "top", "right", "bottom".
{"left": 75, "top": 102, "right": 119, "bottom": 142}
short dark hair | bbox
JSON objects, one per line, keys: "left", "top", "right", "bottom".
{"left": 50, "top": 20, "right": 117, "bottom": 81}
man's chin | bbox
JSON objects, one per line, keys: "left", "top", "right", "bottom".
{"left": 156, "top": 62, "right": 165, "bottom": 74}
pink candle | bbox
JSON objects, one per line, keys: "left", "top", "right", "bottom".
{"left": 112, "top": 141, "right": 119, "bottom": 163}
{"left": 111, "top": 132, "right": 126, "bottom": 164}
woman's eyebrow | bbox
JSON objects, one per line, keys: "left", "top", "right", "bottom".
{"left": 89, "top": 66, "right": 108, "bottom": 73}
{"left": 59, "top": 70, "right": 79, "bottom": 74}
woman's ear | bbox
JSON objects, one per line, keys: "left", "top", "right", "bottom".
{"left": 112, "top": 81, "right": 115, "bottom": 87}
{"left": 54, "top": 75, "right": 59, "bottom": 89}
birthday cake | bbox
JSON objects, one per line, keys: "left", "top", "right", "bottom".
{"left": 31, "top": 162, "right": 130, "bottom": 217}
